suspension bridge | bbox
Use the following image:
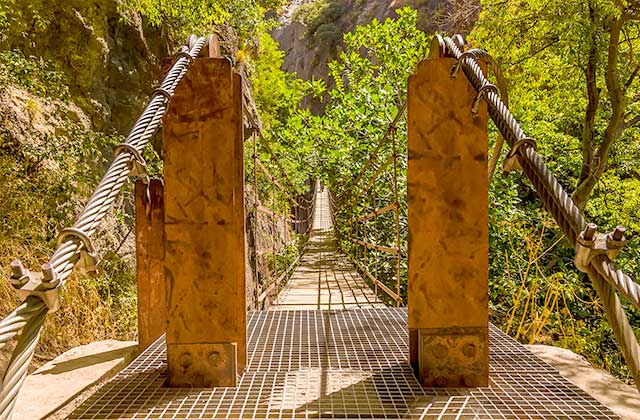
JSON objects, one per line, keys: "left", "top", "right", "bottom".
{"left": 0, "top": 34, "right": 638, "bottom": 419}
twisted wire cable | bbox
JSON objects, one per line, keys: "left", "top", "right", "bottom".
{"left": 50, "top": 37, "right": 207, "bottom": 285}
{"left": 0, "top": 304, "right": 47, "bottom": 420}
{"left": 441, "top": 36, "right": 640, "bottom": 388}
{"left": 0, "top": 297, "right": 46, "bottom": 352}
{"left": 592, "top": 255, "right": 640, "bottom": 309}
{"left": 587, "top": 265, "right": 640, "bottom": 383}
{"left": 0, "top": 37, "right": 207, "bottom": 420}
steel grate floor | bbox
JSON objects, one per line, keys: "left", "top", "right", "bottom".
{"left": 67, "top": 309, "right": 619, "bottom": 419}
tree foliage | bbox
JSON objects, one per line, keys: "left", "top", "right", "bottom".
{"left": 470, "top": 0, "right": 640, "bottom": 379}
{"left": 118, "top": 0, "right": 284, "bottom": 39}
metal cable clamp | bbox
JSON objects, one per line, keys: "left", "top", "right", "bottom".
{"left": 503, "top": 137, "right": 537, "bottom": 174}
{"left": 175, "top": 50, "right": 194, "bottom": 63}
{"left": 152, "top": 87, "right": 172, "bottom": 100}
{"left": 9, "top": 260, "right": 61, "bottom": 311}
{"left": 114, "top": 143, "right": 149, "bottom": 184}
{"left": 57, "top": 227, "right": 98, "bottom": 273}
{"left": 575, "top": 224, "right": 627, "bottom": 272}
{"left": 450, "top": 49, "right": 486, "bottom": 79}
{"left": 471, "top": 83, "right": 498, "bottom": 116}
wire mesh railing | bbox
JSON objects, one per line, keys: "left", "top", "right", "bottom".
{"left": 249, "top": 128, "right": 316, "bottom": 306}
{"left": 438, "top": 34, "right": 640, "bottom": 390}
{"left": 332, "top": 106, "right": 407, "bottom": 306}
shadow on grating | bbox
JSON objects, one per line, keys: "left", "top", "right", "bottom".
{"left": 66, "top": 309, "right": 620, "bottom": 419}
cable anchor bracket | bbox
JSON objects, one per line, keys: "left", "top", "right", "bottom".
{"left": 450, "top": 48, "right": 487, "bottom": 79}
{"left": 114, "top": 143, "right": 149, "bottom": 184}
{"left": 8, "top": 260, "right": 62, "bottom": 311}
{"left": 574, "top": 224, "right": 627, "bottom": 273}
{"left": 471, "top": 83, "right": 498, "bottom": 116}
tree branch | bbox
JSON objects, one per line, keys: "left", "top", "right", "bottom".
{"left": 623, "top": 114, "right": 640, "bottom": 129}
{"left": 624, "top": 64, "right": 640, "bottom": 91}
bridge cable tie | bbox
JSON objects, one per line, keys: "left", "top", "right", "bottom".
{"left": 502, "top": 137, "right": 537, "bottom": 175}
{"left": 175, "top": 50, "right": 194, "bottom": 62}
{"left": 450, "top": 49, "right": 487, "bottom": 79}
{"left": 471, "top": 83, "right": 499, "bottom": 116}
{"left": 56, "top": 227, "right": 98, "bottom": 274}
{"left": 114, "top": 143, "right": 150, "bottom": 185}
{"left": 152, "top": 87, "right": 172, "bottom": 101}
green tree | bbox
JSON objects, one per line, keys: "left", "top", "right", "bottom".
{"left": 314, "top": 7, "right": 428, "bottom": 191}
{"left": 118, "top": 0, "right": 284, "bottom": 39}
{"left": 471, "top": 0, "right": 640, "bottom": 210}
{"left": 470, "top": 0, "right": 640, "bottom": 379}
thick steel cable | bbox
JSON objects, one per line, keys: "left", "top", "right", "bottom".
{"left": 50, "top": 38, "right": 207, "bottom": 285}
{"left": 441, "top": 36, "right": 640, "bottom": 388}
{"left": 587, "top": 265, "right": 640, "bottom": 383}
{"left": 0, "top": 304, "right": 47, "bottom": 420}
{"left": 592, "top": 255, "right": 640, "bottom": 309}
{"left": 442, "top": 37, "right": 586, "bottom": 238}
{"left": 0, "top": 37, "right": 208, "bottom": 420}
{"left": 442, "top": 36, "right": 640, "bottom": 307}
{"left": 0, "top": 297, "right": 46, "bottom": 352}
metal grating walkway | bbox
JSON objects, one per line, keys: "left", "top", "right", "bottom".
{"left": 68, "top": 309, "right": 619, "bottom": 419}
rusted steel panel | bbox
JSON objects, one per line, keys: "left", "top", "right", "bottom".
{"left": 407, "top": 57, "right": 489, "bottom": 387}
{"left": 135, "top": 179, "right": 166, "bottom": 352}
{"left": 163, "top": 58, "right": 246, "bottom": 387}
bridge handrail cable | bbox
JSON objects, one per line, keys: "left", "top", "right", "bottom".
{"left": 0, "top": 36, "right": 210, "bottom": 420}
{"left": 246, "top": 117, "right": 317, "bottom": 306}
{"left": 439, "top": 35, "right": 640, "bottom": 389}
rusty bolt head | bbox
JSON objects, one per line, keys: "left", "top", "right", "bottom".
{"left": 179, "top": 353, "right": 193, "bottom": 368}
{"left": 208, "top": 351, "right": 221, "bottom": 367}
{"left": 432, "top": 343, "right": 448, "bottom": 359}
{"left": 583, "top": 223, "right": 597, "bottom": 241}
{"left": 434, "top": 376, "right": 448, "bottom": 387}
{"left": 10, "top": 260, "right": 26, "bottom": 279}
{"left": 612, "top": 226, "right": 626, "bottom": 241}
{"left": 41, "top": 263, "right": 57, "bottom": 284}
{"left": 462, "top": 343, "right": 476, "bottom": 358}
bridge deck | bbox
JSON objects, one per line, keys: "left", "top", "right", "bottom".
{"left": 68, "top": 310, "right": 617, "bottom": 419}
{"left": 272, "top": 187, "right": 384, "bottom": 310}
{"left": 66, "top": 188, "right": 619, "bottom": 419}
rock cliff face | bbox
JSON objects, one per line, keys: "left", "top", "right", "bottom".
{"left": 273, "top": 0, "right": 478, "bottom": 86}
{"left": 0, "top": 0, "right": 169, "bottom": 133}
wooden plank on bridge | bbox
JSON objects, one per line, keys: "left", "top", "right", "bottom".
{"left": 407, "top": 56, "right": 489, "bottom": 388}
{"left": 163, "top": 58, "right": 246, "bottom": 387}
{"left": 135, "top": 179, "right": 166, "bottom": 352}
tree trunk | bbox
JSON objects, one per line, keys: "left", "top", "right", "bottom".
{"left": 573, "top": 13, "right": 626, "bottom": 211}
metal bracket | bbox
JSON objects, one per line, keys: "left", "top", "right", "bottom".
{"left": 114, "top": 143, "right": 149, "bottom": 184}
{"left": 503, "top": 137, "right": 537, "bottom": 174}
{"left": 450, "top": 48, "right": 486, "bottom": 79}
{"left": 57, "top": 227, "right": 98, "bottom": 273}
{"left": 9, "top": 260, "right": 61, "bottom": 311}
{"left": 575, "top": 223, "right": 627, "bottom": 272}
{"left": 175, "top": 50, "right": 194, "bottom": 63}
{"left": 471, "top": 83, "right": 498, "bottom": 116}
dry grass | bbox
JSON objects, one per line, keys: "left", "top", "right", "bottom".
{"left": 0, "top": 85, "right": 137, "bottom": 364}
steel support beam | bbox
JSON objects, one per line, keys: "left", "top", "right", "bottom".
{"left": 135, "top": 179, "right": 166, "bottom": 351}
{"left": 163, "top": 58, "right": 246, "bottom": 387}
{"left": 407, "top": 56, "right": 489, "bottom": 387}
